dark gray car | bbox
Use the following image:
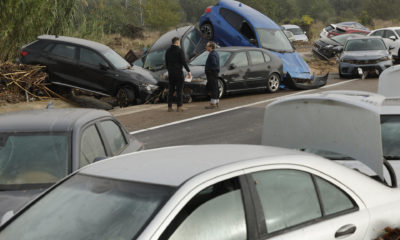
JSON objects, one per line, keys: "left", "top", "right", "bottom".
{"left": 0, "top": 108, "right": 142, "bottom": 218}
{"left": 339, "top": 36, "right": 393, "bottom": 78}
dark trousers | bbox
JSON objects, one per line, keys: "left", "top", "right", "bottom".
{"left": 168, "top": 71, "right": 184, "bottom": 107}
{"left": 206, "top": 71, "right": 219, "bottom": 100}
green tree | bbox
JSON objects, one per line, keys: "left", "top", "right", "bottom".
{"left": 143, "top": 0, "right": 182, "bottom": 30}
{"left": 241, "top": 0, "right": 278, "bottom": 20}
{"left": 179, "top": 0, "right": 218, "bottom": 23}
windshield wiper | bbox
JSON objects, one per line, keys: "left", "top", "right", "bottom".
{"left": 384, "top": 156, "right": 400, "bottom": 160}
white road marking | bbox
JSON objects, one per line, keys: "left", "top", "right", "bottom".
{"left": 129, "top": 79, "right": 359, "bottom": 135}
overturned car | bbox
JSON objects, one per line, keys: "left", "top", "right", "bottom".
{"left": 199, "top": 0, "right": 327, "bottom": 90}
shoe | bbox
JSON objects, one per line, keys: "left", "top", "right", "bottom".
{"left": 177, "top": 106, "right": 185, "bottom": 112}
{"left": 205, "top": 104, "right": 218, "bottom": 109}
{"left": 167, "top": 107, "right": 174, "bottom": 112}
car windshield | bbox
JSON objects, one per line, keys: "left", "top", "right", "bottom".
{"left": 344, "top": 38, "right": 387, "bottom": 51}
{"left": 381, "top": 115, "right": 400, "bottom": 159}
{"left": 190, "top": 51, "right": 232, "bottom": 67}
{"left": 0, "top": 174, "right": 174, "bottom": 240}
{"left": 103, "top": 49, "right": 131, "bottom": 69}
{"left": 257, "top": 28, "right": 294, "bottom": 53}
{"left": 287, "top": 28, "right": 303, "bottom": 35}
{"left": 144, "top": 50, "right": 166, "bottom": 71}
{"left": 0, "top": 133, "right": 68, "bottom": 189}
{"left": 331, "top": 34, "right": 356, "bottom": 45}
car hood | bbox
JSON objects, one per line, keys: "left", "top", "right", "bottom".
{"left": 271, "top": 51, "right": 311, "bottom": 80}
{"left": 318, "top": 38, "right": 340, "bottom": 46}
{"left": 123, "top": 66, "right": 160, "bottom": 85}
{"left": 189, "top": 65, "right": 207, "bottom": 78}
{"left": 342, "top": 50, "right": 389, "bottom": 60}
{"left": 0, "top": 189, "right": 43, "bottom": 218}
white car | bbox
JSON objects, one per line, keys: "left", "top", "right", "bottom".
{"left": 1, "top": 144, "right": 400, "bottom": 240}
{"left": 262, "top": 89, "right": 400, "bottom": 186}
{"left": 282, "top": 24, "right": 309, "bottom": 42}
{"left": 369, "top": 27, "right": 400, "bottom": 61}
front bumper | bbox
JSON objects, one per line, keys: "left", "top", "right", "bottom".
{"left": 339, "top": 60, "right": 393, "bottom": 76}
{"left": 283, "top": 73, "right": 329, "bottom": 90}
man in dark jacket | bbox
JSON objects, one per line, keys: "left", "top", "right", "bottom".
{"left": 205, "top": 41, "right": 220, "bottom": 109}
{"left": 165, "top": 37, "right": 191, "bottom": 112}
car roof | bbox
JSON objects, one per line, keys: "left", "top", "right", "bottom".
{"left": 216, "top": 46, "right": 269, "bottom": 52}
{"left": 0, "top": 108, "right": 111, "bottom": 133}
{"left": 218, "top": 0, "right": 280, "bottom": 30}
{"left": 148, "top": 26, "right": 193, "bottom": 52}
{"left": 373, "top": 27, "right": 400, "bottom": 31}
{"left": 282, "top": 24, "right": 301, "bottom": 29}
{"left": 79, "top": 144, "right": 319, "bottom": 186}
{"left": 38, "top": 35, "right": 110, "bottom": 52}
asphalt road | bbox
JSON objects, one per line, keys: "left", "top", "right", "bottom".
{"left": 113, "top": 76, "right": 379, "bottom": 149}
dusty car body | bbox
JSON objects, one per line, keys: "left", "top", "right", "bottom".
{"left": 134, "top": 25, "right": 207, "bottom": 73}
{"left": 262, "top": 90, "right": 400, "bottom": 187}
{"left": 165, "top": 46, "right": 283, "bottom": 98}
{"left": 2, "top": 144, "right": 400, "bottom": 240}
{"left": 312, "top": 34, "right": 362, "bottom": 60}
{"left": 19, "top": 35, "right": 159, "bottom": 107}
{"left": 378, "top": 65, "right": 400, "bottom": 97}
{"left": 199, "top": 0, "right": 328, "bottom": 90}
{"left": 0, "top": 108, "right": 142, "bottom": 219}
{"left": 281, "top": 24, "right": 308, "bottom": 42}
{"left": 338, "top": 36, "right": 393, "bottom": 78}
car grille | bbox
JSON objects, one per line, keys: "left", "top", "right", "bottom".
{"left": 344, "top": 59, "right": 382, "bottom": 64}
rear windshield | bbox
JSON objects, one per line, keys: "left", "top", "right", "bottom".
{"left": 0, "top": 174, "right": 174, "bottom": 240}
{"left": 344, "top": 38, "right": 387, "bottom": 51}
{"left": 0, "top": 133, "right": 69, "bottom": 189}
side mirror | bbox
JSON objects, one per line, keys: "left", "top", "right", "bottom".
{"left": 94, "top": 156, "right": 107, "bottom": 163}
{"left": 304, "top": 31, "right": 307, "bottom": 34}
{"left": 390, "top": 36, "right": 397, "bottom": 41}
{"left": 229, "top": 63, "right": 237, "bottom": 70}
{"left": 389, "top": 45, "right": 395, "bottom": 51}
{"left": 333, "top": 46, "right": 344, "bottom": 53}
{"left": 99, "top": 63, "right": 110, "bottom": 71}
{"left": 1, "top": 210, "right": 14, "bottom": 225}
{"left": 249, "top": 38, "right": 257, "bottom": 45}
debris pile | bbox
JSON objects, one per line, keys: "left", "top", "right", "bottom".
{"left": 0, "top": 62, "right": 62, "bottom": 104}
{"left": 377, "top": 227, "right": 400, "bottom": 240}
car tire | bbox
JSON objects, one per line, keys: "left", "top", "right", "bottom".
{"left": 116, "top": 86, "right": 135, "bottom": 108}
{"left": 200, "top": 23, "right": 214, "bottom": 40}
{"left": 338, "top": 66, "right": 345, "bottom": 78}
{"left": 218, "top": 79, "right": 225, "bottom": 99}
{"left": 266, "top": 73, "right": 280, "bottom": 93}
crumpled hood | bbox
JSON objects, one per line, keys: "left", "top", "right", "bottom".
{"left": 0, "top": 189, "right": 43, "bottom": 218}
{"left": 123, "top": 66, "right": 160, "bottom": 85}
{"left": 342, "top": 50, "right": 389, "bottom": 60}
{"left": 270, "top": 51, "right": 311, "bottom": 80}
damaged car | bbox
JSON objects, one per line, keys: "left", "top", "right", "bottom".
{"left": 3, "top": 144, "right": 400, "bottom": 240}
{"left": 19, "top": 35, "right": 160, "bottom": 107}
{"left": 199, "top": 0, "right": 327, "bottom": 90}
{"left": 0, "top": 108, "right": 143, "bottom": 222}
{"left": 281, "top": 24, "right": 308, "bottom": 42}
{"left": 369, "top": 27, "right": 400, "bottom": 62}
{"left": 320, "top": 22, "right": 370, "bottom": 39}
{"left": 312, "top": 34, "right": 362, "bottom": 60}
{"left": 169, "top": 46, "right": 283, "bottom": 99}
{"left": 338, "top": 36, "right": 393, "bottom": 78}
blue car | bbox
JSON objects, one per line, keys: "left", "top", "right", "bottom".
{"left": 199, "top": 0, "right": 327, "bottom": 89}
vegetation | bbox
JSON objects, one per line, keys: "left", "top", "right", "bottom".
{"left": 1, "top": 0, "right": 400, "bottom": 61}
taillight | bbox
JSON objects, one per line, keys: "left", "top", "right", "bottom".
{"left": 205, "top": 7, "right": 212, "bottom": 13}
{"left": 20, "top": 50, "right": 29, "bottom": 57}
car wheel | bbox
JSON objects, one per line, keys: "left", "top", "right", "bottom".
{"left": 218, "top": 79, "right": 225, "bottom": 99}
{"left": 200, "top": 23, "right": 214, "bottom": 40}
{"left": 116, "top": 87, "right": 135, "bottom": 107}
{"left": 338, "top": 66, "right": 345, "bottom": 78}
{"left": 266, "top": 73, "right": 280, "bottom": 93}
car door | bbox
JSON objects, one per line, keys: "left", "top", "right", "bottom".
{"left": 46, "top": 43, "right": 79, "bottom": 86}
{"left": 246, "top": 168, "right": 370, "bottom": 240}
{"left": 223, "top": 51, "right": 250, "bottom": 91}
{"left": 158, "top": 176, "right": 251, "bottom": 240}
{"left": 78, "top": 47, "right": 116, "bottom": 94}
{"left": 247, "top": 50, "right": 269, "bottom": 89}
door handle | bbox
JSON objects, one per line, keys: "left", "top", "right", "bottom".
{"left": 335, "top": 224, "right": 356, "bottom": 238}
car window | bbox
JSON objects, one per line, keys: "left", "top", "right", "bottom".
{"left": 43, "top": 43, "right": 54, "bottom": 52}
{"left": 287, "top": 27, "right": 304, "bottom": 35}
{"left": 385, "top": 30, "right": 396, "bottom": 39}
{"left": 230, "top": 52, "right": 248, "bottom": 67}
{"left": 315, "top": 177, "right": 356, "bottom": 215}
{"left": 183, "top": 37, "right": 196, "bottom": 59}
{"left": 249, "top": 51, "right": 264, "bottom": 65}
{"left": 396, "top": 30, "right": 400, "bottom": 37}
{"left": 80, "top": 125, "right": 106, "bottom": 167}
{"left": 80, "top": 48, "right": 108, "bottom": 66}
{"left": 190, "top": 51, "right": 232, "bottom": 67}
{"left": 144, "top": 50, "right": 166, "bottom": 71}
{"left": 219, "top": 8, "right": 244, "bottom": 31}
{"left": 51, "top": 44, "right": 76, "bottom": 59}
{"left": 240, "top": 21, "right": 256, "bottom": 41}
{"left": 99, "top": 120, "right": 127, "bottom": 155}
{"left": 161, "top": 178, "right": 246, "bottom": 240}
{"left": 187, "top": 30, "right": 201, "bottom": 45}
{"left": 371, "top": 30, "right": 384, "bottom": 37}
{"left": 252, "top": 170, "right": 322, "bottom": 233}
{"left": 345, "top": 39, "right": 387, "bottom": 51}
{"left": 263, "top": 52, "right": 271, "bottom": 62}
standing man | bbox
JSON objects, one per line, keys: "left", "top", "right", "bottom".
{"left": 205, "top": 41, "right": 220, "bottom": 109}
{"left": 165, "top": 37, "right": 191, "bottom": 112}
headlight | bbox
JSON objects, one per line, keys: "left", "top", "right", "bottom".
{"left": 379, "top": 56, "right": 392, "bottom": 61}
{"left": 326, "top": 44, "right": 333, "bottom": 48}
{"left": 139, "top": 83, "right": 159, "bottom": 91}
